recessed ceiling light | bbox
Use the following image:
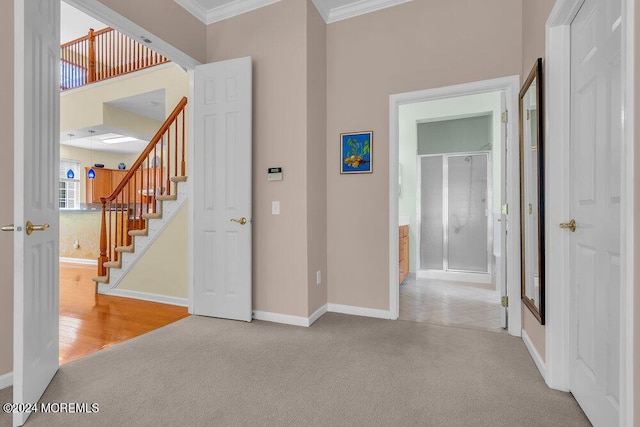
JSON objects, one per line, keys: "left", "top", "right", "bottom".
{"left": 102, "top": 136, "right": 138, "bottom": 144}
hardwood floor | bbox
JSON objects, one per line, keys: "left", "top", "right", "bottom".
{"left": 59, "top": 263, "right": 189, "bottom": 365}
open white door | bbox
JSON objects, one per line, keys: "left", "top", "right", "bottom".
{"left": 12, "top": 1, "right": 60, "bottom": 426}
{"left": 192, "top": 57, "right": 252, "bottom": 322}
{"left": 568, "top": 0, "right": 622, "bottom": 424}
{"left": 497, "top": 92, "right": 508, "bottom": 329}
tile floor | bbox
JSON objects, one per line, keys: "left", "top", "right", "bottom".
{"left": 399, "top": 276, "right": 506, "bottom": 334}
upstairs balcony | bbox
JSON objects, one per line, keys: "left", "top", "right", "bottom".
{"left": 61, "top": 27, "right": 170, "bottom": 91}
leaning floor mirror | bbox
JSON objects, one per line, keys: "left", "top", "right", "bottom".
{"left": 519, "top": 58, "right": 545, "bottom": 324}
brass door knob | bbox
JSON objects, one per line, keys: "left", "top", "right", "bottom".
{"left": 230, "top": 217, "right": 247, "bottom": 225}
{"left": 26, "top": 221, "right": 50, "bottom": 236}
{"left": 559, "top": 219, "right": 576, "bottom": 232}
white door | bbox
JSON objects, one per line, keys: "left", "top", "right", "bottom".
{"left": 498, "top": 93, "right": 508, "bottom": 329}
{"left": 192, "top": 57, "right": 253, "bottom": 322}
{"left": 12, "top": 1, "right": 60, "bottom": 426}
{"left": 569, "top": 0, "right": 622, "bottom": 424}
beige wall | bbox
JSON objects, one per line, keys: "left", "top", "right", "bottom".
{"left": 116, "top": 204, "right": 188, "bottom": 298}
{"left": 519, "top": 0, "right": 556, "bottom": 365}
{"left": 206, "top": 0, "right": 311, "bottom": 317}
{"left": 306, "top": 2, "right": 328, "bottom": 316}
{"left": 97, "top": 0, "right": 206, "bottom": 63}
{"left": 522, "top": 0, "right": 556, "bottom": 76}
{"left": 61, "top": 63, "right": 187, "bottom": 133}
{"left": 326, "top": 0, "right": 523, "bottom": 309}
{"left": 0, "top": 0, "right": 13, "bottom": 379}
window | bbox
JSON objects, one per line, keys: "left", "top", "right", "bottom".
{"left": 59, "top": 159, "right": 80, "bottom": 209}
{"left": 60, "top": 61, "right": 86, "bottom": 91}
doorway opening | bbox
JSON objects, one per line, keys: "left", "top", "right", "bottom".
{"left": 57, "top": 1, "right": 190, "bottom": 365}
{"left": 389, "top": 76, "right": 521, "bottom": 336}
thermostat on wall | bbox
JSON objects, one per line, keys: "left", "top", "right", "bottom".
{"left": 268, "top": 167, "right": 283, "bottom": 181}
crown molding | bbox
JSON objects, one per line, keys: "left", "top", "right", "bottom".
{"left": 310, "top": 0, "right": 330, "bottom": 23}
{"left": 175, "top": 0, "right": 281, "bottom": 25}
{"left": 175, "top": 0, "right": 412, "bottom": 25}
{"left": 326, "top": 0, "right": 412, "bottom": 24}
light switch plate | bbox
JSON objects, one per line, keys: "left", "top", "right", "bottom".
{"left": 272, "top": 201, "right": 280, "bottom": 215}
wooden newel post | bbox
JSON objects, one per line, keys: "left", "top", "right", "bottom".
{"left": 98, "top": 199, "right": 108, "bottom": 276}
{"left": 87, "top": 28, "right": 96, "bottom": 83}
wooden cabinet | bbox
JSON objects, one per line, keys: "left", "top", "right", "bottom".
{"left": 85, "top": 167, "right": 129, "bottom": 203}
{"left": 399, "top": 225, "right": 409, "bottom": 285}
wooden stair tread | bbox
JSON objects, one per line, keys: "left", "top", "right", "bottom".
{"left": 129, "top": 229, "right": 148, "bottom": 237}
{"left": 93, "top": 275, "right": 109, "bottom": 284}
{"left": 103, "top": 261, "right": 121, "bottom": 269}
{"left": 156, "top": 194, "right": 177, "bottom": 201}
{"left": 115, "top": 245, "right": 134, "bottom": 253}
{"left": 171, "top": 176, "right": 188, "bottom": 183}
{"left": 142, "top": 212, "right": 162, "bottom": 220}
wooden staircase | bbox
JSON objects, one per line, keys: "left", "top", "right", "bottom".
{"left": 92, "top": 97, "right": 188, "bottom": 290}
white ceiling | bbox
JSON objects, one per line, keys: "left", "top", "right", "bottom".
{"left": 61, "top": 128, "right": 149, "bottom": 155}
{"left": 174, "top": 0, "right": 412, "bottom": 25}
{"left": 61, "top": 1, "right": 108, "bottom": 44}
{"left": 106, "top": 90, "right": 166, "bottom": 122}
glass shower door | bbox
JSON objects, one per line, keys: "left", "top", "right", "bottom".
{"left": 447, "top": 154, "right": 488, "bottom": 272}
{"left": 419, "top": 153, "right": 489, "bottom": 274}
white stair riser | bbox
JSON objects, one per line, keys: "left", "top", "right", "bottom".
{"left": 97, "top": 182, "right": 187, "bottom": 293}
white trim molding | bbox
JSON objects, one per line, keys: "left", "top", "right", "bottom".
{"left": 522, "top": 329, "right": 546, "bottom": 381}
{"left": 175, "top": 0, "right": 413, "bottom": 25}
{"left": 327, "top": 303, "right": 392, "bottom": 320}
{"left": 59, "top": 257, "right": 97, "bottom": 265}
{"left": 252, "top": 311, "right": 311, "bottom": 327}
{"left": 103, "top": 288, "right": 188, "bottom": 307}
{"left": 309, "top": 304, "right": 328, "bottom": 326}
{"left": 175, "top": 0, "right": 280, "bottom": 25}
{"left": 0, "top": 372, "right": 13, "bottom": 390}
{"left": 388, "top": 75, "right": 521, "bottom": 335}
{"left": 253, "top": 304, "right": 328, "bottom": 327}
{"left": 321, "top": 0, "right": 412, "bottom": 24}
{"left": 545, "top": 1, "right": 634, "bottom": 424}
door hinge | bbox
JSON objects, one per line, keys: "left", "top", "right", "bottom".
{"left": 501, "top": 111, "right": 508, "bottom": 123}
{"left": 501, "top": 296, "right": 509, "bottom": 308}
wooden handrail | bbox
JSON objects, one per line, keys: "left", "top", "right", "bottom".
{"left": 97, "top": 97, "right": 188, "bottom": 277}
{"left": 61, "top": 27, "right": 170, "bottom": 91}
{"left": 101, "top": 97, "right": 188, "bottom": 203}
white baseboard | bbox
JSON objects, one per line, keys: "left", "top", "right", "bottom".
{"left": 522, "top": 329, "right": 547, "bottom": 380}
{"left": 59, "top": 257, "right": 97, "bottom": 265}
{"left": 102, "top": 288, "right": 188, "bottom": 307}
{"left": 0, "top": 372, "right": 12, "bottom": 390}
{"left": 252, "top": 304, "right": 328, "bottom": 327}
{"left": 309, "top": 304, "right": 328, "bottom": 326}
{"left": 417, "top": 270, "right": 491, "bottom": 284}
{"left": 252, "top": 302, "right": 394, "bottom": 327}
{"left": 252, "top": 310, "right": 311, "bottom": 327}
{"left": 327, "top": 303, "right": 392, "bottom": 320}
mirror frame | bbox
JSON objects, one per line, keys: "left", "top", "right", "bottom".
{"left": 519, "top": 58, "right": 545, "bottom": 324}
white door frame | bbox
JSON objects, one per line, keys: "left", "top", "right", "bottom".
{"left": 388, "top": 75, "right": 521, "bottom": 336}
{"left": 545, "top": 0, "right": 634, "bottom": 424}
{"left": 53, "top": 0, "right": 202, "bottom": 312}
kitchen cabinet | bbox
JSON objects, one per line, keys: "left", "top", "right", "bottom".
{"left": 399, "top": 225, "right": 409, "bottom": 284}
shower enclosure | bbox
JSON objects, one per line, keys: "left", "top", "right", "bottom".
{"left": 417, "top": 152, "right": 491, "bottom": 282}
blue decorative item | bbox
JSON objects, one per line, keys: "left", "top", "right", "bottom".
{"left": 66, "top": 169, "right": 75, "bottom": 179}
{"left": 118, "top": 163, "right": 126, "bottom": 170}
{"left": 87, "top": 168, "right": 96, "bottom": 179}
{"left": 340, "top": 131, "right": 373, "bottom": 174}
